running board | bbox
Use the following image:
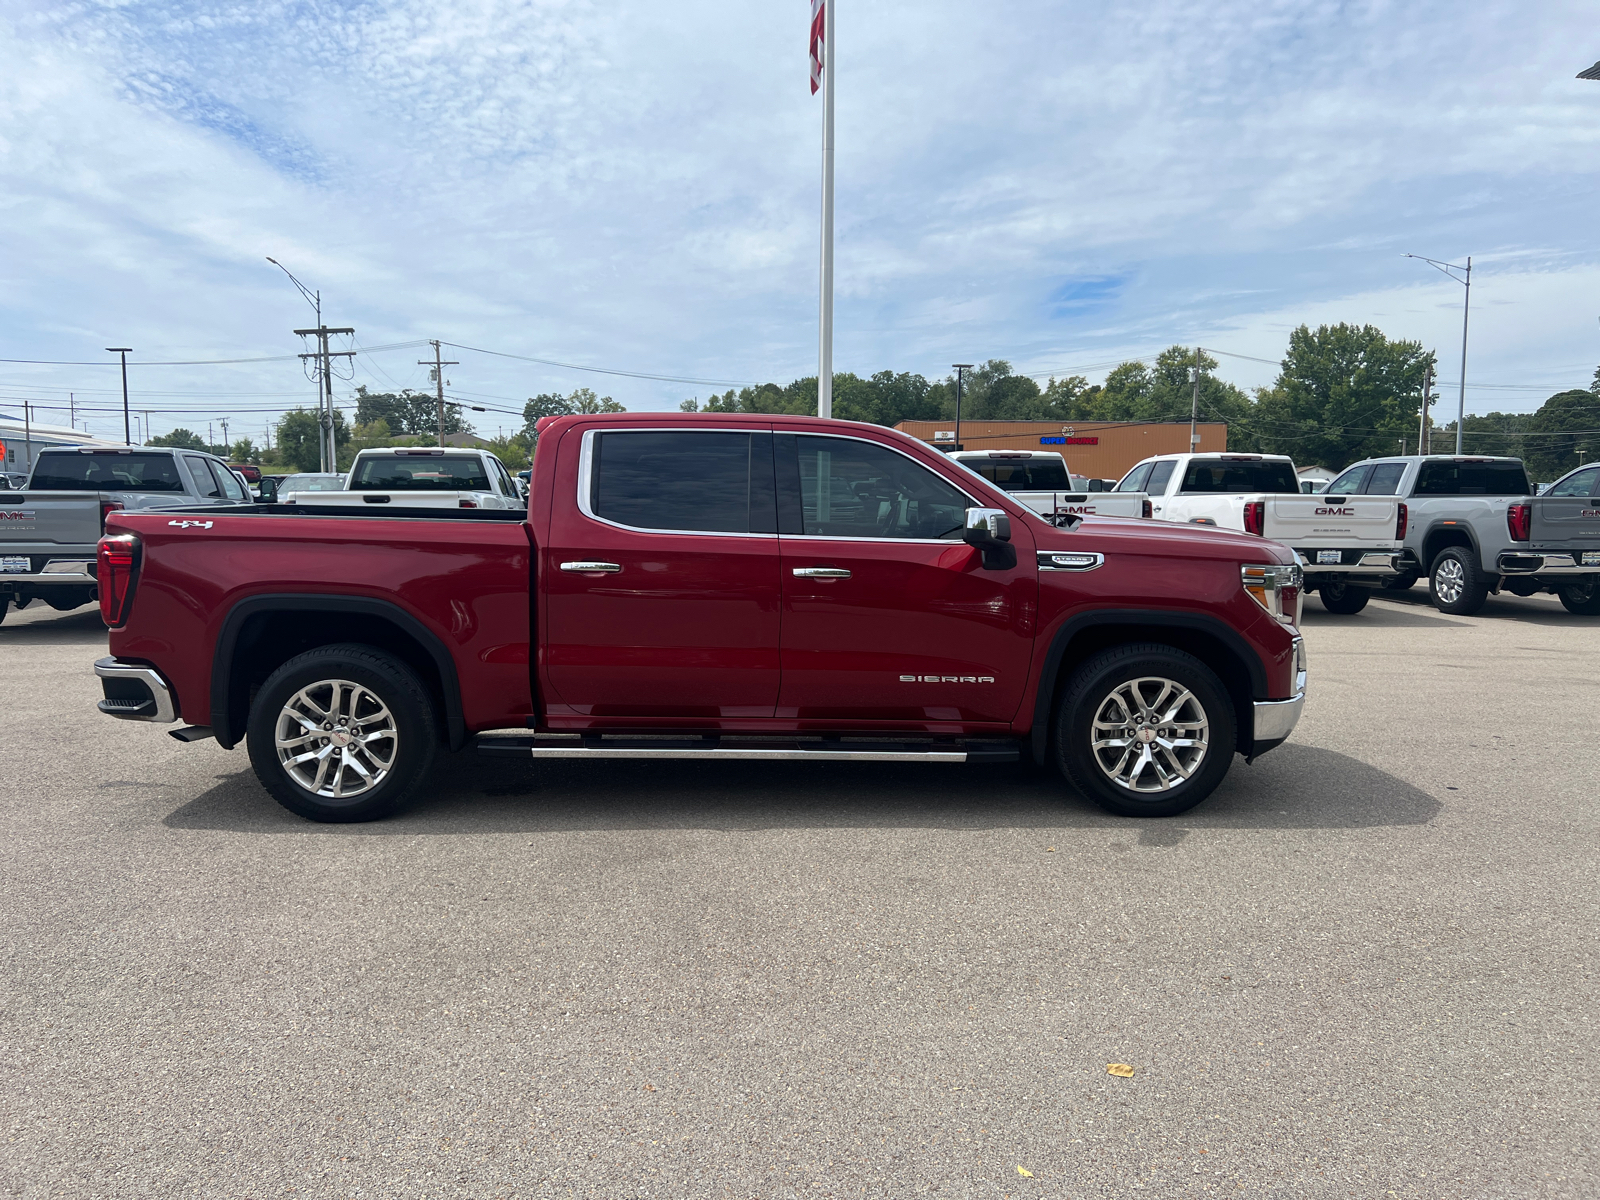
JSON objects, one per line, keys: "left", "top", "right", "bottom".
{"left": 476, "top": 735, "right": 1020, "bottom": 764}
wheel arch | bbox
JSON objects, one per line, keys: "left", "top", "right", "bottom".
{"left": 1028, "top": 611, "right": 1265, "bottom": 766}
{"left": 1420, "top": 522, "right": 1478, "bottom": 569}
{"left": 210, "top": 594, "right": 466, "bottom": 751}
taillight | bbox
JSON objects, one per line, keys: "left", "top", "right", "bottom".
{"left": 97, "top": 534, "right": 141, "bottom": 627}
{"left": 1142, "top": 498, "right": 1153, "bottom": 519}
{"left": 1506, "top": 503, "right": 1530, "bottom": 542}
{"left": 1243, "top": 499, "right": 1265, "bottom": 536}
{"left": 100, "top": 500, "right": 123, "bottom": 532}
{"left": 458, "top": 498, "right": 478, "bottom": 509}
{"left": 1396, "top": 502, "right": 1408, "bottom": 541}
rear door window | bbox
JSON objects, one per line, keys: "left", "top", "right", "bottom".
{"left": 1144, "top": 461, "right": 1177, "bottom": 495}
{"left": 1547, "top": 467, "right": 1600, "bottom": 497}
{"left": 27, "top": 452, "right": 187, "bottom": 493}
{"left": 1363, "top": 463, "right": 1406, "bottom": 495}
{"left": 184, "top": 457, "right": 222, "bottom": 498}
{"left": 589, "top": 430, "right": 776, "bottom": 534}
{"left": 1180, "top": 459, "right": 1300, "bottom": 493}
{"left": 1117, "top": 462, "right": 1154, "bottom": 493}
{"left": 1413, "top": 460, "right": 1531, "bottom": 496}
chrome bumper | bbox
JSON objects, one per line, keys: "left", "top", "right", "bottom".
{"left": 94, "top": 657, "right": 178, "bottom": 724}
{"left": 1253, "top": 637, "right": 1307, "bottom": 746}
{"left": 1298, "top": 551, "right": 1400, "bottom": 577}
{"left": 0, "top": 560, "right": 96, "bottom": 585}
{"left": 1497, "top": 551, "right": 1600, "bottom": 575}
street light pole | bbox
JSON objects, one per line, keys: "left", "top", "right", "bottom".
{"left": 952, "top": 364, "right": 973, "bottom": 452}
{"left": 1403, "top": 253, "right": 1472, "bottom": 454}
{"left": 106, "top": 348, "right": 133, "bottom": 445}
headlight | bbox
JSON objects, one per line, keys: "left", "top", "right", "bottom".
{"left": 1241, "top": 562, "right": 1301, "bottom": 626}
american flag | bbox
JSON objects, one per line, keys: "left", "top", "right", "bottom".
{"left": 809, "top": 0, "right": 825, "bottom": 94}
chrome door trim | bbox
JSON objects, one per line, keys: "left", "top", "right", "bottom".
{"left": 559, "top": 561, "right": 622, "bottom": 573}
{"left": 792, "top": 567, "right": 851, "bottom": 578}
{"left": 1037, "top": 551, "right": 1104, "bottom": 571}
{"left": 575, "top": 428, "right": 778, "bottom": 539}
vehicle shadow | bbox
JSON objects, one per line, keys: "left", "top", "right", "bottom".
{"left": 0, "top": 606, "right": 109, "bottom": 645}
{"left": 1367, "top": 589, "right": 1586, "bottom": 626}
{"left": 162, "top": 742, "right": 1440, "bottom": 836}
{"left": 1299, "top": 602, "right": 1466, "bottom": 628}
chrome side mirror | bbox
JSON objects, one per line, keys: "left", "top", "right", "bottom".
{"left": 963, "top": 507, "right": 1015, "bottom": 570}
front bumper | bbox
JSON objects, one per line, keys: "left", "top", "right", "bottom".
{"left": 1251, "top": 637, "right": 1306, "bottom": 756}
{"left": 94, "top": 657, "right": 178, "bottom": 723}
{"left": 1497, "top": 551, "right": 1600, "bottom": 576}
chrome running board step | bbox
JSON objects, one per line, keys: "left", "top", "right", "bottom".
{"left": 477, "top": 735, "right": 1020, "bottom": 764}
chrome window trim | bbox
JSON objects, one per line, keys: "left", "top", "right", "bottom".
{"left": 575, "top": 427, "right": 778, "bottom": 540}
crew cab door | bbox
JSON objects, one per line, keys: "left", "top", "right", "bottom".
{"left": 541, "top": 427, "right": 781, "bottom": 719}
{"left": 774, "top": 432, "right": 1036, "bottom": 725}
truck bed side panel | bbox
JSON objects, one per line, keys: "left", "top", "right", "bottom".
{"left": 108, "top": 512, "right": 535, "bottom": 731}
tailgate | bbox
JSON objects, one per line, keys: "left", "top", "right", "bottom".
{"left": 1530, "top": 497, "right": 1600, "bottom": 550}
{"left": 0, "top": 492, "right": 104, "bottom": 558}
{"left": 280, "top": 491, "right": 467, "bottom": 507}
{"left": 1265, "top": 495, "right": 1400, "bottom": 545}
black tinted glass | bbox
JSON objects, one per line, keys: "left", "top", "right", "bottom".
{"left": 1413, "top": 460, "right": 1530, "bottom": 496}
{"left": 791, "top": 437, "right": 967, "bottom": 539}
{"left": 184, "top": 458, "right": 221, "bottom": 497}
{"left": 1117, "top": 462, "right": 1154, "bottom": 493}
{"left": 28, "top": 452, "right": 187, "bottom": 493}
{"left": 350, "top": 455, "right": 492, "bottom": 491}
{"left": 964, "top": 456, "right": 1070, "bottom": 491}
{"left": 1180, "top": 459, "right": 1299, "bottom": 493}
{"left": 1363, "top": 463, "right": 1406, "bottom": 495}
{"left": 1144, "top": 461, "right": 1176, "bottom": 495}
{"left": 591, "top": 431, "right": 765, "bottom": 533}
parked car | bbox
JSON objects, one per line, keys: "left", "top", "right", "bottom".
{"left": 275, "top": 472, "right": 346, "bottom": 495}
{"left": 1331, "top": 455, "right": 1600, "bottom": 615}
{"left": 92, "top": 412, "right": 1306, "bottom": 823}
{"left": 228, "top": 463, "right": 262, "bottom": 484}
{"left": 0, "top": 446, "right": 263, "bottom": 621}
{"left": 950, "top": 450, "right": 1150, "bottom": 523}
{"left": 1123, "top": 452, "right": 1404, "bottom": 614}
{"left": 281, "top": 447, "right": 522, "bottom": 509}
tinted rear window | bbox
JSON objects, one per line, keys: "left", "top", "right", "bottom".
{"left": 1413, "top": 460, "right": 1530, "bottom": 496}
{"left": 29, "top": 452, "right": 186, "bottom": 493}
{"left": 1179, "top": 459, "right": 1299, "bottom": 494}
{"left": 591, "top": 430, "right": 774, "bottom": 534}
{"left": 350, "top": 455, "right": 491, "bottom": 491}
{"left": 961, "top": 456, "right": 1070, "bottom": 491}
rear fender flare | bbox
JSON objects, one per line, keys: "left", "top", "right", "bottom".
{"left": 210, "top": 594, "right": 466, "bottom": 751}
{"left": 1028, "top": 610, "right": 1269, "bottom": 766}
{"left": 1419, "top": 520, "right": 1480, "bottom": 569}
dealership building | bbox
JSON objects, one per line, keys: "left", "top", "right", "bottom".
{"left": 894, "top": 419, "right": 1228, "bottom": 482}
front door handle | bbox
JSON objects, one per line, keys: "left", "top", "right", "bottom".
{"left": 560, "top": 561, "right": 622, "bottom": 573}
{"left": 792, "top": 567, "right": 851, "bottom": 578}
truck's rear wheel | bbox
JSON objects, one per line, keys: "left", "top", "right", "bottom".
{"left": 1318, "top": 582, "right": 1369, "bottom": 614}
{"left": 1557, "top": 579, "right": 1600, "bottom": 616}
{"left": 246, "top": 644, "right": 437, "bottom": 823}
{"left": 1429, "top": 547, "right": 1488, "bottom": 615}
{"left": 1054, "top": 644, "right": 1235, "bottom": 818}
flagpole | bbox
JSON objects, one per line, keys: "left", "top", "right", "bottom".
{"left": 817, "top": 0, "right": 835, "bottom": 419}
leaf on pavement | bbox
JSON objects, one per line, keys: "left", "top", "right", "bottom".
{"left": 1016, "top": 1166, "right": 1034, "bottom": 1176}
{"left": 1106, "top": 1063, "right": 1135, "bottom": 1078}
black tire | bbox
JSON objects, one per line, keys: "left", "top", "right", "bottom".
{"left": 1381, "top": 571, "right": 1419, "bottom": 591}
{"left": 1318, "top": 582, "right": 1370, "bottom": 615}
{"left": 0, "top": 597, "right": 8, "bottom": 625}
{"left": 246, "top": 643, "right": 438, "bottom": 823}
{"left": 1429, "top": 547, "right": 1489, "bottom": 615}
{"left": 1054, "top": 643, "right": 1237, "bottom": 818}
{"left": 1557, "top": 579, "right": 1600, "bottom": 616}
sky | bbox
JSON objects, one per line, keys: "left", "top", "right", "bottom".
{"left": 2, "top": 0, "right": 1598, "bottom": 445}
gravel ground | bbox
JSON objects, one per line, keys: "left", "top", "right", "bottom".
{"left": 1, "top": 590, "right": 1595, "bottom": 1199}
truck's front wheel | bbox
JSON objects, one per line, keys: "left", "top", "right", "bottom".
{"left": 1055, "top": 644, "right": 1236, "bottom": 818}
{"left": 246, "top": 644, "right": 438, "bottom": 823}
{"left": 1557, "top": 579, "right": 1600, "bottom": 616}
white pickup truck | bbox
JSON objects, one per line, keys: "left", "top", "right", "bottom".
{"left": 281, "top": 447, "right": 524, "bottom": 510}
{"left": 1121, "top": 452, "right": 1405, "bottom": 614}
{"left": 950, "top": 450, "right": 1150, "bottom": 525}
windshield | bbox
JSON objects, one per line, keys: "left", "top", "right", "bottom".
{"left": 281, "top": 474, "right": 347, "bottom": 493}
{"left": 1179, "top": 458, "right": 1299, "bottom": 494}
{"left": 958, "top": 456, "right": 1071, "bottom": 491}
{"left": 28, "top": 452, "right": 187, "bottom": 493}
{"left": 349, "top": 455, "right": 492, "bottom": 491}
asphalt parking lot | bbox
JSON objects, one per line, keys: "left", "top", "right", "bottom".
{"left": 2, "top": 591, "right": 1596, "bottom": 1199}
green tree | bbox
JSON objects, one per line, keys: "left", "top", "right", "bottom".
{"left": 354, "top": 386, "right": 473, "bottom": 437}
{"left": 276, "top": 408, "right": 350, "bottom": 473}
{"left": 1521, "top": 389, "right": 1600, "bottom": 480}
{"left": 1250, "top": 324, "right": 1432, "bottom": 468}
{"left": 1436, "top": 412, "right": 1527, "bottom": 460}
{"left": 147, "top": 428, "right": 206, "bottom": 451}
{"left": 565, "top": 387, "right": 625, "bottom": 415}
{"left": 228, "top": 438, "right": 259, "bottom": 464}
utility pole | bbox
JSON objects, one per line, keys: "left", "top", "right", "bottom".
{"left": 22, "top": 399, "right": 31, "bottom": 478}
{"left": 141, "top": 411, "right": 150, "bottom": 445}
{"left": 952, "top": 364, "right": 973, "bottom": 452}
{"left": 420, "top": 341, "right": 459, "bottom": 447}
{"left": 1190, "top": 347, "right": 1201, "bottom": 451}
{"left": 106, "top": 347, "right": 132, "bottom": 445}
{"left": 220, "top": 417, "right": 230, "bottom": 456}
{"left": 69, "top": 392, "right": 75, "bottom": 430}
{"left": 296, "top": 324, "right": 356, "bottom": 471}
{"left": 1418, "top": 365, "right": 1433, "bottom": 456}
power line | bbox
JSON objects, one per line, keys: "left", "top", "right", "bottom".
{"left": 439, "top": 341, "right": 762, "bottom": 387}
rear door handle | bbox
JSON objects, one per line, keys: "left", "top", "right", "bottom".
{"left": 560, "top": 561, "right": 622, "bottom": 573}
{"left": 792, "top": 567, "right": 851, "bottom": 578}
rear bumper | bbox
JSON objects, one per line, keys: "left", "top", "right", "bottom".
{"left": 1250, "top": 637, "right": 1306, "bottom": 758}
{"left": 0, "top": 559, "right": 96, "bottom": 586}
{"left": 1294, "top": 549, "right": 1399, "bottom": 580}
{"left": 94, "top": 657, "right": 178, "bottom": 723}
{"left": 1497, "top": 551, "right": 1600, "bottom": 575}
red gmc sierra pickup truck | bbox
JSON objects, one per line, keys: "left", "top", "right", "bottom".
{"left": 92, "top": 413, "right": 1306, "bottom": 823}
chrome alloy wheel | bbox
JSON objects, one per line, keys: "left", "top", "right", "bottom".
{"left": 1434, "top": 557, "right": 1466, "bottom": 604}
{"left": 274, "top": 679, "right": 398, "bottom": 799}
{"left": 1089, "top": 676, "right": 1210, "bottom": 793}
